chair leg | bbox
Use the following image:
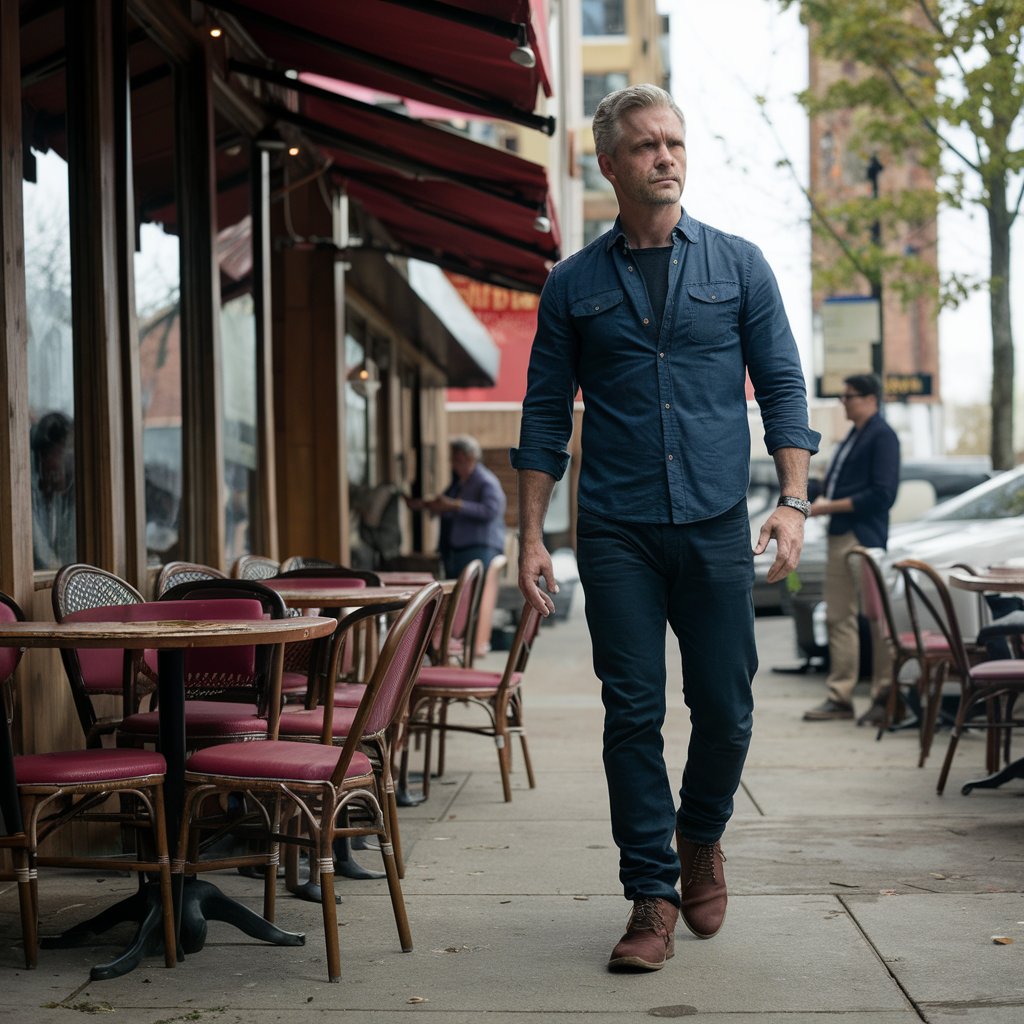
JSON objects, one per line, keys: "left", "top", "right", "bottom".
{"left": 436, "top": 700, "right": 450, "bottom": 779}
{"left": 15, "top": 849, "right": 37, "bottom": 969}
{"left": 421, "top": 700, "right": 436, "bottom": 800}
{"left": 318, "top": 858, "right": 341, "bottom": 983}
{"left": 519, "top": 733, "right": 536, "bottom": 788}
{"left": 937, "top": 689, "right": 974, "bottom": 795}
{"left": 918, "top": 661, "right": 946, "bottom": 768}
{"left": 380, "top": 829, "right": 412, "bottom": 952}
{"left": 495, "top": 727, "right": 513, "bottom": 803}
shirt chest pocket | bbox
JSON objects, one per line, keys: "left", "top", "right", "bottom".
{"left": 569, "top": 289, "right": 626, "bottom": 352}
{"left": 685, "top": 281, "right": 741, "bottom": 346}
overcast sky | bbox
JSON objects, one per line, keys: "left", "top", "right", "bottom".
{"left": 663, "top": 0, "right": 1022, "bottom": 411}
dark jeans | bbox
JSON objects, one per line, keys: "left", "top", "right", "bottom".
{"left": 443, "top": 545, "right": 503, "bottom": 580}
{"left": 576, "top": 501, "right": 757, "bottom": 906}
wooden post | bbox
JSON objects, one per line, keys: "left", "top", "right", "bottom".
{"left": 0, "top": 0, "right": 33, "bottom": 609}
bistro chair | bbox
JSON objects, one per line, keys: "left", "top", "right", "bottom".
{"left": 847, "top": 545, "right": 951, "bottom": 753}
{"left": 269, "top": 567, "right": 382, "bottom": 705}
{"left": 155, "top": 561, "right": 227, "bottom": 597}
{"left": 0, "top": 590, "right": 176, "bottom": 971}
{"left": 474, "top": 553, "right": 508, "bottom": 658}
{"left": 175, "top": 581, "right": 443, "bottom": 982}
{"left": 51, "top": 563, "right": 158, "bottom": 747}
{"left": 895, "top": 559, "right": 1024, "bottom": 795}
{"left": 402, "top": 601, "right": 541, "bottom": 803}
{"left": 428, "top": 558, "right": 484, "bottom": 669}
{"left": 231, "top": 554, "right": 280, "bottom": 581}
{"left": 278, "top": 555, "right": 341, "bottom": 572}
{"left": 115, "top": 580, "right": 289, "bottom": 751}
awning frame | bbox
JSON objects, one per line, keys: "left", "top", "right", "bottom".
{"left": 210, "top": 0, "right": 555, "bottom": 135}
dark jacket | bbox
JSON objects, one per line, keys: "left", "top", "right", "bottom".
{"left": 826, "top": 413, "right": 900, "bottom": 549}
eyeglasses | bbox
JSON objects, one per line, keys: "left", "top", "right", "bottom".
{"left": 839, "top": 392, "right": 867, "bottom": 402}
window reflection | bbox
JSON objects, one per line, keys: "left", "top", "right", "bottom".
{"left": 24, "top": 147, "right": 77, "bottom": 569}
{"left": 136, "top": 223, "right": 182, "bottom": 564}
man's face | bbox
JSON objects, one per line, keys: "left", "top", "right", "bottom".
{"left": 451, "top": 448, "right": 475, "bottom": 481}
{"left": 598, "top": 106, "right": 686, "bottom": 209}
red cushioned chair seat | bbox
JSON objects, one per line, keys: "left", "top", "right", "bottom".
{"left": 278, "top": 705, "right": 358, "bottom": 739}
{"left": 414, "top": 666, "right": 522, "bottom": 691}
{"left": 15, "top": 748, "right": 166, "bottom": 785}
{"left": 120, "top": 702, "right": 267, "bottom": 738}
{"left": 186, "top": 740, "right": 372, "bottom": 783}
{"left": 897, "top": 630, "right": 949, "bottom": 652}
{"left": 281, "top": 670, "right": 309, "bottom": 696}
{"left": 332, "top": 682, "right": 367, "bottom": 707}
{"left": 971, "top": 658, "right": 1024, "bottom": 681}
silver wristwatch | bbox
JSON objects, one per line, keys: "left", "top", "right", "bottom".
{"left": 777, "top": 495, "right": 811, "bottom": 518}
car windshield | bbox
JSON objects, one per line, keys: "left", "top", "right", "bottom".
{"left": 922, "top": 468, "right": 1024, "bottom": 522}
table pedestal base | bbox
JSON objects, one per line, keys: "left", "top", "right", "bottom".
{"left": 961, "top": 757, "right": 1024, "bottom": 795}
{"left": 41, "top": 877, "right": 304, "bottom": 980}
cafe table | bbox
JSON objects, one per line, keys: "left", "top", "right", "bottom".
{"left": 0, "top": 614, "right": 336, "bottom": 980}
{"left": 947, "top": 567, "right": 1024, "bottom": 794}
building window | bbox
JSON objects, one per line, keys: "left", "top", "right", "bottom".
{"left": 583, "top": 72, "right": 629, "bottom": 117}
{"left": 582, "top": 0, "right": 626, "bottom": 36}
{"left": 580, "top": 153, "right": 612, "bottom": 192}
{"left": 584, "top": 218, "right": 616, "bottom": 245}
{"left": 24, "top": 149, "right": 77, "bottom": 571}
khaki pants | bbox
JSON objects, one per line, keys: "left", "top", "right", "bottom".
{"left": 824, "top": 532, "right": 891, "bottom": 706}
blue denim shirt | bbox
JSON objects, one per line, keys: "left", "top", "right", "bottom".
{"left": 511, "top": 211, "right": 821, "bottom": 523}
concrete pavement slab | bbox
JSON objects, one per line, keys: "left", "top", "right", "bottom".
{"left": 55, "top": 892, "right": 910, "bottom": 1016}
{"left": 846, "top": 892, "right": 1024, "bottom": 1007}
{"left": 720, "top": 816, "right": 1024, "bottom": 896}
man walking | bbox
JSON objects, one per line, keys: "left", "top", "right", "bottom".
{"left": 803, "top": 373, "right": 900, "bottom": 724}
{"left": 511, "top": 84, "right": 819, "bottom": 972}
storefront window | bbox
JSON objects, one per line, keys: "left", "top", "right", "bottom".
{"left": 131, "top": 39, "right": 183, "bottom": 565}
{"left": 582, "top": 0, "right": 626, "bottom": 36}
{"left": 24, "top": 147, "right": 78, "bottom": 570}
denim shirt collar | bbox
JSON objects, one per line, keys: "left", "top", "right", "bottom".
{"left": 603, "top": 208, "right": 700, "bottom": 252}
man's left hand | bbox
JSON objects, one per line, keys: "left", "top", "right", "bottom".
{"left": 753, "top": 507, "right": 806, "bottom": 583}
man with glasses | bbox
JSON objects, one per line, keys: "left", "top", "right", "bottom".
{"left": 803, "top": 373, "right": 900, "bottom": 723}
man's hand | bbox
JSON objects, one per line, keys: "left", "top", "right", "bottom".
{"left": 753, "top": 506, "right": 806, "bottom": 584}
{"left": 518, "top": 539, "right": 559, "bottom": 617}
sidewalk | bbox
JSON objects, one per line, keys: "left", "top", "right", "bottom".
{"left": 2, "top": 600, "right": 1022, "bottom": 1022}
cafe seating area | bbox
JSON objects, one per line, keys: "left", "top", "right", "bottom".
{"left": 0, "top": 555, "right": 545, "bottom": 983}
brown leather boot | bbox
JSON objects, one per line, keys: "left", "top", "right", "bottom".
{"left": 607, "top": 896, "right": 678, "bottom": 971}
{"left": 677, "top": 836, "right": 727, "bottom": 939}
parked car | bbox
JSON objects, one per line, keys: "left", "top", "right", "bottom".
{"left": 771, "top": 456, "right": 999, "bottom": 667}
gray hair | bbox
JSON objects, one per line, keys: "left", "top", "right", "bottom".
{"left": 449, "top": 435, "right": 482, "bottom": 461}
{"left": 592, "top": 83, "right": 686, "bottom": 157}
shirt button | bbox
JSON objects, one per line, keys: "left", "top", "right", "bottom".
{"left": 667, "top": 454, "right": 674, "bottom": 462}
{"left": 594, "top": 305, "right": 600, "bottom": 311}
{"left": 673, "top": 259, "right": 678, "bottom": 265}
{"left": 710, "top": 293, "right": 717, "bottom": 300}
{"left": 627, "top": 266, "right": 633, "bottom": 272}
{"left": 642, "top": 318, "right": 649, "bottom": 325}
{"left": 659, "top": 352, "right": 665, "bottom": 358}
{"left": 665, "top": 403, "right": 670, "bottom": 410}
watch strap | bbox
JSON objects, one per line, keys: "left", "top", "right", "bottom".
{"left": 777, "top": 495, "right": 811, "bottom": 518}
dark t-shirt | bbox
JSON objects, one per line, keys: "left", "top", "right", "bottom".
{"left": 632, "top": 245, "right": 673, "bottom": 332}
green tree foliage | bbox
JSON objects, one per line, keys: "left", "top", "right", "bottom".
{"left": 778, "top": 0, "right": 1023, "bottom": 467}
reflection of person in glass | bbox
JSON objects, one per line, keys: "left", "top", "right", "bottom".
{"left": 30, "top": 411, "right": 76, "bottom": 569}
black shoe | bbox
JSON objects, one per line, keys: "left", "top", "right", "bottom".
{"left": 803, "top": 699, "right": 854, "bottom": 721}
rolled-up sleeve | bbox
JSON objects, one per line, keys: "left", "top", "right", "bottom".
{"left": 509, "top": 266, "right": 578, "bottom": 481}
{"left": 742, "top": 247, "right": 821, "bottom": 456}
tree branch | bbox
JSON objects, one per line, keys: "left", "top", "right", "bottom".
{"left": 877, "top": 62, "right": 981, "bottom": 173}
